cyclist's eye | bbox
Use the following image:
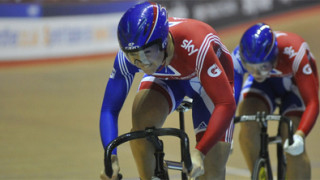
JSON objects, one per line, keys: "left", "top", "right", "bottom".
{"left": 143, "top": 51, "right": 153, "bottom": 58}
{"left": 144, "top": 50, "right": 151, "bottom": 54}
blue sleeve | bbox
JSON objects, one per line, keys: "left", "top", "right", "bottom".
{"left": 234, "top": 69, "right": 243, "bottom": 105}
{"left": 100, "top": 51, "right": 139, "bottom": 154}
{"left": 232, "top": 46, "right": 247, "bottom": 105}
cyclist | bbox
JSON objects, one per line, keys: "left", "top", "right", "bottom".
{"left": 233, "top": 22, "right": 319, "bottom": 179}
{"left": 100, "top": 1, "right": 236, "bottom": 180}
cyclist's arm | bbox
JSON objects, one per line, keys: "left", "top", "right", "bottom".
{"left": 100, "top": 51, "right": 138, "bottom": 154}
{"left": 294, "top": 50, "right": 319, "bottom": 137}
{"left": 234, "top": 71, "right": 244, "bottom": 105}
{"left": 195, "top": 47, "right": 236, "bottom": 155}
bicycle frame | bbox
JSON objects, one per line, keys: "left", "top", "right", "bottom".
{"left": 234, "top": 112, "right": 294, "bottom": 180}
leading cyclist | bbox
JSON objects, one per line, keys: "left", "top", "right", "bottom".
{"left": 100, "top": 1, "right": 236, "bottom": 180}
{"left": 233, "top": 23, "right": 319, "bottom": 179}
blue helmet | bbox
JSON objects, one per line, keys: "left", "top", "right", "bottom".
{"left": 240, "top": 23, "right": 278, "bottom": 64}
{"left": 117, "top": 1, "right": 169, "bottom": 53}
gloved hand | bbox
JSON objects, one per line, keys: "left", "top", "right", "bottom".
{"left": 100, "top": 155, "right": 120, "bottom": 180}
{"left": 187, "top": 148, "right": 205, "bottom": 179}
{"left": 283, "top": 134, "right": 304, "bottom": 156}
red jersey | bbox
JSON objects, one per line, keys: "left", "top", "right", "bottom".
{"left": 153, "top": 17, "right": 236, "bottom": 154}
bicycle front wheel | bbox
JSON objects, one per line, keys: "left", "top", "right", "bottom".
{"left": 277, "top": 143, "right": 287, "bottom": 180}
{"left": 252, "top": 158, "right": 272, "bottom": 180}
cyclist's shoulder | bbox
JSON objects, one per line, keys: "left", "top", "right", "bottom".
{"left": 275, "top": 31, "right": 306, "bottom": 52}
{"left": 232, "top": 45, "right": 247, "bottom": 75}
{"left": 113, "top": 50, "right": 140, "bottom": 77}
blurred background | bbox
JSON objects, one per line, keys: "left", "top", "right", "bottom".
{"left": 0, "top": 0, "right": 319, "bottom": 179}
{"left": 0, "top": 0, "right": 318, "bottom": 62}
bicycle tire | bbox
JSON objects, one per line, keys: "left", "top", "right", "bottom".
{"left": 252, "top": 158, "right": 271, "bottom": 180}
{"left": 277, "top": 143, "right": 287, "bottom": 180}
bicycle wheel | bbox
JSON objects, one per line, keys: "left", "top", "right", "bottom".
{"left": 252, "top": 158, "right": 271, "bottom": 180}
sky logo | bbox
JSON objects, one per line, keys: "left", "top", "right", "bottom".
{"left": 181, "top": 39, "right": 198, "bottom": 56}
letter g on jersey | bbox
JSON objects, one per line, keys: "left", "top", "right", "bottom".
{"left": 207, "top": 63, "right": 222, "bottom": 77}
{"left": 302, "top": 64, "right": 312, "bottom": 75}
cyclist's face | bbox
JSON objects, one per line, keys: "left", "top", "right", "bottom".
{"left": 125, "top": 44, "right": 165, "bottom": 75}
{"left": 244, "top": 62, "right": 274, "bottom": 82}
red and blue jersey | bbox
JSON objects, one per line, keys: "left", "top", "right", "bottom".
{"left": 233, "top": 31, "right": 319, "bottom": 136}
{"left": 100, "top": 17, "right": 236, "bottom": 155}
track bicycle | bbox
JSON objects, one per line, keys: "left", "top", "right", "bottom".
{"left": 104, "top": 98, "right": 193, "bottom": 180}
{"left": 234, "top": 112, "right": 294, "bottom": 180}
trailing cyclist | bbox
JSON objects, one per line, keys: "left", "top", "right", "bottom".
{"left": 233, "top": 22, "right": 319, "bottom": 179}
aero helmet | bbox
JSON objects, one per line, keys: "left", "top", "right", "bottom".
{"left": 117, "top": 1, "right": 169, "bottom": 53}
{"left": 239, "top": 23, "right": 278, "bottom": 64}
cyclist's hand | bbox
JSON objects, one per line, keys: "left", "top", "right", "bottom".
{"left": 100, "top": 155, "right": 120, "bottom": 180}
{"left": 284, "top": 134, "right": 304, "bottom": 156}
{"left": 187, "top": 148, "right": 205, "bottom": 179}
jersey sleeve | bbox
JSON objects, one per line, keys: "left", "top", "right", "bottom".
{"left": 232, "top": 45, "right": 247, "bottom": 105}
{"left": 195, "top": 34, "right": 236, "bottom": 155}
{"left": 100, "top": 51, "right": 138, "bottom": 154}
{"left": 293, "top": 42, "right": 319, "bottom": 136}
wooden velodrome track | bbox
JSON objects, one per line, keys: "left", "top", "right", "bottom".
{"left": 1, "top": 5, "right": 319, "bottom": 180}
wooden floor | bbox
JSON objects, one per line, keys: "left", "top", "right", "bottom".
{"left": 0, "top": 5, "right": 319, "bottom": 180}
